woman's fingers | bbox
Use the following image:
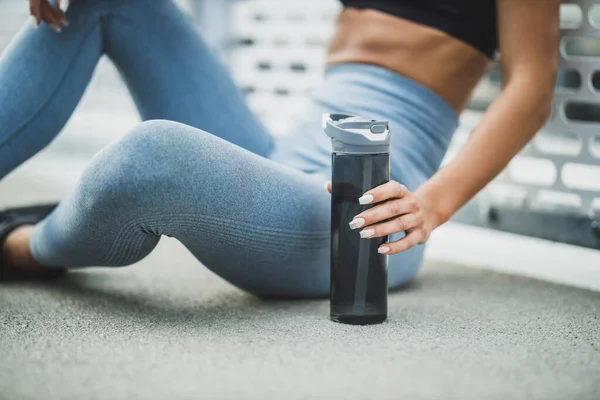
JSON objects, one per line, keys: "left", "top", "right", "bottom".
{"left": 29, "top": 0, "right": 67, "bottom": 31}
{"left": 324, "top": 178, "right": 430, "bottom": 255}
{"left": 358, "top": 181, "right": 409, "bottom": 205}
{"left": 356, "top": 212, "right": 423, "bottom": 239}
{"left": 29, "top": 0, "right": 42, "bottom": 26}
{"left": 349, "top": 196, "right": 419, "bottom": 229}
{"left": 41, "top": 1, "right": 67, "bottom": 30}
{"left": 324, "top": 180, "right": 408, "bottom": 201}
{"left": 378, "top": 228, "right": 427, "bottom": 255}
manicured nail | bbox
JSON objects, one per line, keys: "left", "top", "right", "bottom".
{"left": 59, "top": 0, "right": 70, "bottom": 12}
{"left": 360, "top": 228, "right": 375, "bottom": 238}
{"left": 378, "top": 246, "right": 390, "bottom": 254}
{"left": 349, "top": 218, "right": 365, "bottom": 229}
{"left": 358, "top": 194, "right": 373, "bottom": 205}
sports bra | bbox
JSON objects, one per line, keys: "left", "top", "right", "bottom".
{"left": 340, "top": 0, "right": 498, "bottom": 59}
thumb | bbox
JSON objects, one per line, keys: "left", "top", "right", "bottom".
{"left": 323, "top": 181, "right": 332, "bottom": 194}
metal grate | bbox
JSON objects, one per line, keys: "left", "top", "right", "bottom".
{"left": 455, "top": 1, "right": 600, "bottom": 248}
{"left": 476, "top": 1, "right": 600, "bottom": 217}
{"left": 226, "top": 0, "right": 600, "bottom": 248}
{"left": 230, "top": 0, "right": 340, "bottom": 135}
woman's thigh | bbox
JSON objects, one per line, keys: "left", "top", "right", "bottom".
{"left": 30, "top": 119, "right": 330, "bottom": 296}
{"left": 144, "top": 116, "right": 423, "bottom": 297}
{"left": 32, "top": 118, "right": 422, "bottom": 297}
{"left": 0, "top": 0, "right": 273, "bottom": 180}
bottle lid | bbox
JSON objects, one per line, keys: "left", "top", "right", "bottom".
{"left": 323, "top": 113, "right": 390, "bottom": 154}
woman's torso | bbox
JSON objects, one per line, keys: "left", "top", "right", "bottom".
{"left": 327, "top": 0, "right": 497, "bottom": 113}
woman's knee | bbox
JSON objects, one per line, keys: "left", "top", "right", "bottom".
{"left": 117, "top": 119, "right": 203, "bottom": 162}
{"left": 76, "top": 119, "right": 210, "bottom": 209}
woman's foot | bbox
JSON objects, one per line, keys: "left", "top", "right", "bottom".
{"left": 2, "top": 225, "right": 41, "bottom": 270}
{"left": 0, "top": 204, "right": 65, "bottom": 281}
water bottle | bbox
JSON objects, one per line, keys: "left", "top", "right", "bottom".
{"left": 324, "top": 113, "right": 391, "bottom": 325}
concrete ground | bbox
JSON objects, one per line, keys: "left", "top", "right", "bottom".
{"left": 1, "top": 236, "right": 599, "bottom": 400}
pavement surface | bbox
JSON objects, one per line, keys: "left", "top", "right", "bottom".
{"left": 1, "top": 243, "right": 600, "bottom": 400}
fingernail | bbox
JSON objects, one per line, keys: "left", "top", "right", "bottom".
{"left": 323, "top": 181, "right": 330, "bottom": 191}
{"left": 30, "top": 16, "right": 39, "bottom": 28}
{"left": 378, "top": 246, "right": 390, "bottom": 254}
{"left": 62, "top": 21, "right": 70, "bottom": 28}
{"left": 349, "top": 218, "right": 365, "bottom": 229}
{"left": 358, "top": 194, "right": 374, "bottom": 205}
{"left": 54, "top": 27, "right": 62, "bottom": 33}
{"left": 60, "top": 0, "right": 70, "bottom": 12}
{"left": 360, "top": 228, "right": 375, "bottom": 238}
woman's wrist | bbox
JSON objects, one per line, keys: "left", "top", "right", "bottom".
{"left": 414, "top": 184, "right": 453, "bottom": 231}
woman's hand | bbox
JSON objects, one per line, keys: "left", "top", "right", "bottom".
{"left": 29, "top": 0, "right": 69, "bottom": 31}
{"left": 325, "top": 180, "right": 438, "bottom": 255}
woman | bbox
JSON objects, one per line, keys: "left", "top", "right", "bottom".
{"left": 0, "top": 0, "right": 559, "bottom": 296}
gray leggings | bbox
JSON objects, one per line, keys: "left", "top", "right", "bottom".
{"left": 1, "top": 0, "right": 458, "bottom": 297}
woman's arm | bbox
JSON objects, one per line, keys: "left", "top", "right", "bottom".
{"left": 415, "top": 0, "right": 561, "bottom": 229}
{"left": 338, "top": 0, "right": 562, "bottom": 255}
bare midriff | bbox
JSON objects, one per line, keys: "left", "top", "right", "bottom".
{"left": 327, "top": 8, "right": 491, "bottom": 113}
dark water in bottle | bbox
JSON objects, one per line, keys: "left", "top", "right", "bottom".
{"left": 330, "top": 153, "right": 390, "bottom": 325}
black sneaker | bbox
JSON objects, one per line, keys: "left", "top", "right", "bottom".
{"left": 0, "top": 204, "right": 65, "bottom": 282}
